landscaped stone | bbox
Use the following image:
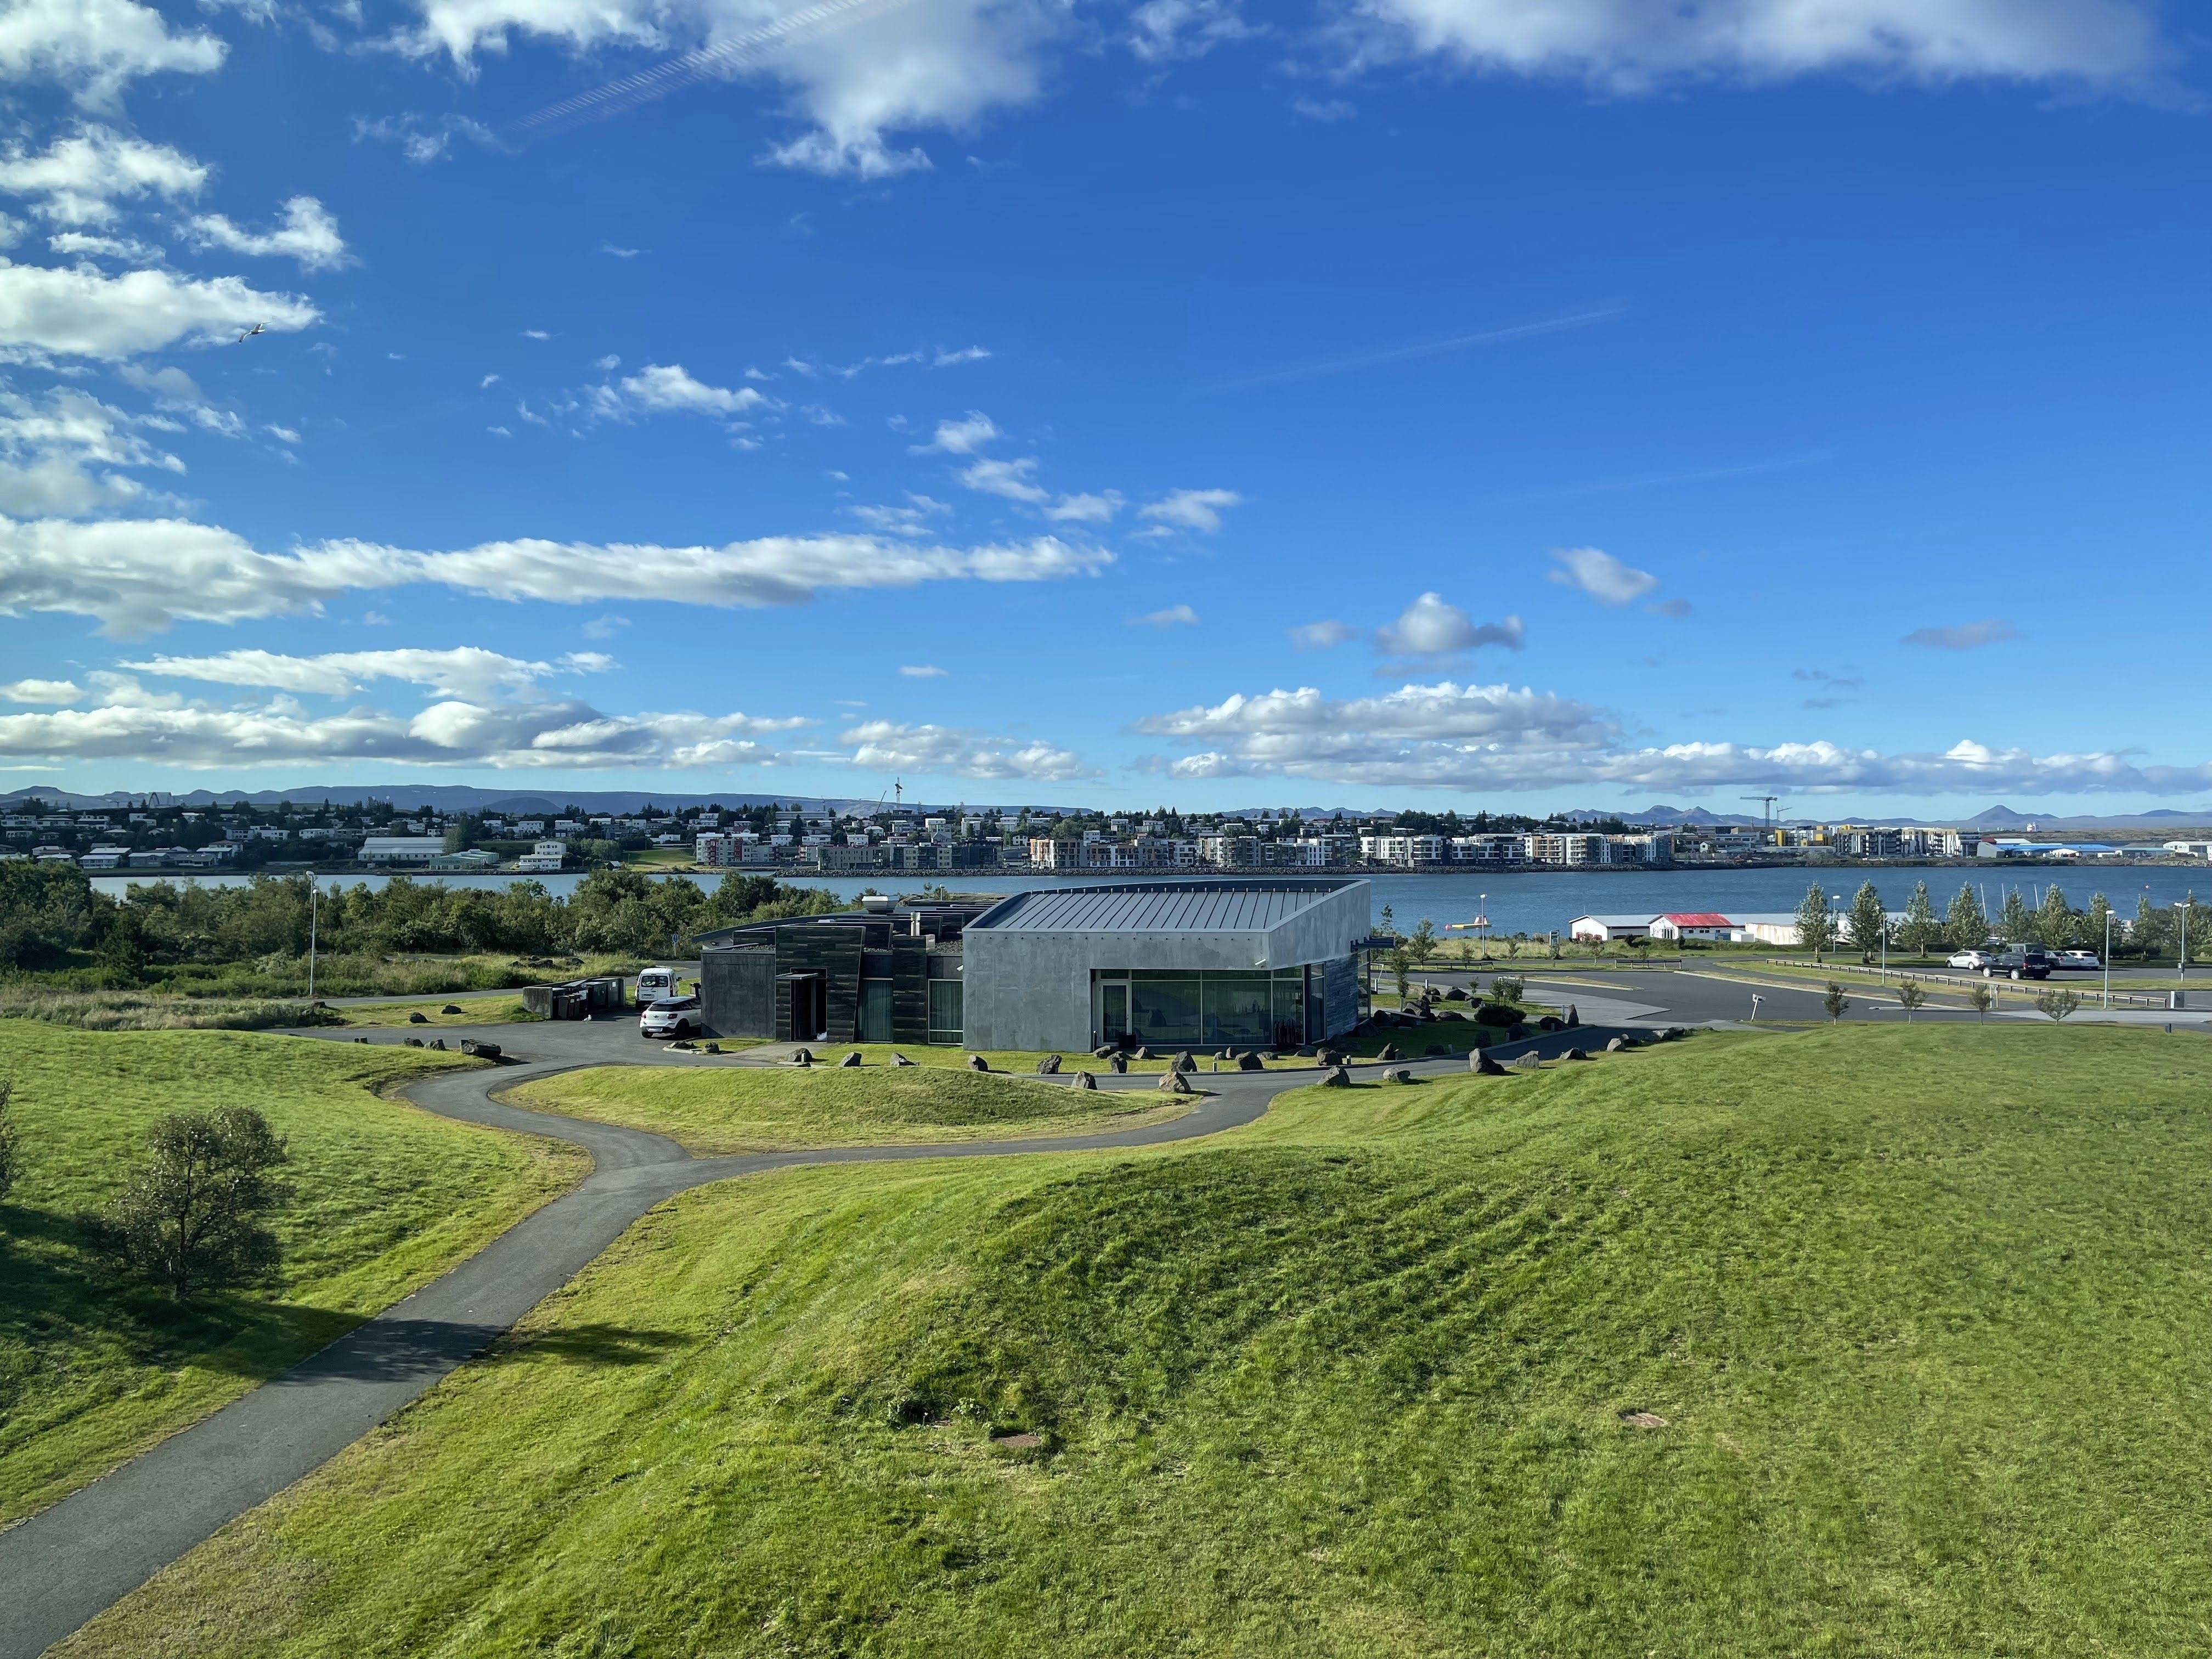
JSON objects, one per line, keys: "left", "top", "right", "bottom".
{"left": 1109, "top": 1052, "right": 1129, "bottom": 1074}
{"left": 790, "top": 1047, "right": 812, "bottom": 1066}
{"left": 1036, "top": 1054, "right": 1062, "bottom": 1075}
{"left": 1562, "top": 1046, "right": 1588, "bottom": 1060}
{"left": 1074, "top": 1070, "right": 1097, "bottom": 1090}
{"left": 1158, "top": 1069, "right": 1195, "bottom": 1093}
{"left": 838, "top": 1051, "right": 862, "bottom": 1067}
{"left": 968, "top": 1054, "right": 989, "bottom": 1071}
{"left": 1172, "top": 1052, "right": 1197, "bottom": 1074}
{"left": 1237, "top": 1051, "right": 1265, "bottom": 1071}
{"left": 891, "top": 1052, "right": 916, "bottom": 1066}
{"left": 1378, "top": 1043, "right": 1400, "bottom": 1062}
{"left": 441, "top": 1004, "right": 462, "bottom": 1015}
{"left": 1319, "top": 1065, "right": 1352, "bottom": 1087}
{"left": 1471, "top": 1054, "right": 1505, "bottom": 1075}
{"left": 1383, "top": 1067, "right": 1414, "bottom": 1085}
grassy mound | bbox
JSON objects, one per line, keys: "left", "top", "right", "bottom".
{"left": 59, "top": 1025, "right": 2212, "bottom": 1657}
{"left": 0, "top": 988, "right": 342, "bottom": 1031}
{"left": 0, "top": 1023, "right": 585, "bottom": 1523}
{"left": 503, "top": 1063, "right": 1184, "bottom": 1152}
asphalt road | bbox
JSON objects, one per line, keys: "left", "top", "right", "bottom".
{"left": 0, "top": 1019, "right": 1626, "bottom": 1658}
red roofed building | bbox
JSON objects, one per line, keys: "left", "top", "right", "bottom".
{"left": 1650, "top": 912, "right": 1741, "bottom": 942}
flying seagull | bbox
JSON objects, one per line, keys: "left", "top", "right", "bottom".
{"left": 236, "top": 322, "right": 266, "bottom": 343}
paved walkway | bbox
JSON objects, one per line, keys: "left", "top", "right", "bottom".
{"left": 0, "top": 1023, "right": 1623, "bottom": 1658}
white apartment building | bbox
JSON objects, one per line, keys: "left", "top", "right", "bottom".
{"left": 359, "top": 837, "right": 443, "bottom": 864}
{"left": 516, "top": 840, "right": 567, "bottom": 873}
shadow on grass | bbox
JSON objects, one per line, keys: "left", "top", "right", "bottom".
{"left": 498, "top": 1324, "right": 695, "bottom": 1367}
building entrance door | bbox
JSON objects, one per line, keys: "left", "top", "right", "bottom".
{"left": 1097, "top": 978, "right": 1130, "bottom": 1047}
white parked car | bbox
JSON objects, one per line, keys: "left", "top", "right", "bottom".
{"left": 2056, "top": 950, "right": 2102, "bottom": 972}
{"left": 1948, "top": 949, "right": 1995, "bottom": 970}
{"left": 639, "top": 994, "right": 703, "bottom": 1040}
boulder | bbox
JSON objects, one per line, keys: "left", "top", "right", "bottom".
{"left": 1378, "top": 1043, "right": 1400, "bottom": 1062}
{"left": 1537, "top": 1015, "right": 1564, "bottom": 1034}
{"left": 892, "top": 1053, "right": 917, "bottom": 1067}
{"left": 1470, "top": 1054, "right": 1506, "bottom": 1076}
{"left": 1320, "top": 1048, "right": 1347, "bottom": 1068}
{"left": 703, "top": 1042, "right": 721, "bottom": 1054}
{"left": 353, "top": 1036, "right": 369, "bottom": 1044}
{"left": 1606, "top": 1036, "right": 1633, "bottom": 1052}
{"left": 1566, "top": 1005, "right": 1581, "bottom": 1028}
{"left": 1108, "top": 1052, "right": 1129, "bottom": 1074}
{"left": 460, "top": 1038, "right": 500, "bottom": 1058}
{"left": 791, "top": 1047, "right": 814, "bottom": 1067}
{"left": 1172, "top": 1052, "right": 1197, "bottom": 1074}
{"left": 671, "top": 1040, "right": 696, "bottom": 1052}
{"left": 1509, "top": 1024, "right": 1530, "bottom": 1042}
{"left": 1073, "top": 1070, "right": 1098, "bottom": 1090}
{"left": 1093, "top": 1046, "right": 1117, "bottom": 1059}
{"left": 1444, "top": 985, "right": 1469, "bottom": 1002}
{"left": 1318, "top": 1065, "right": 1352, "bottom": 1088}
{"left": 427, "top": 1039, "right": 447, "bottom": 1051}
{"left": 1425, "top": 1043, "right": 1448, "bottom": 1057}
{"left": 441, "top": 1003, "right": 463, "bottom": 1015}
{"left": 408, "top": 1012, "right": 428, "bottom": 1025}
{"left": 1236, "top": 1051, "right": 1265, "bottom": 1071}
{"left": 1562, "top": 1046, "right": 1588, "bottom": 1061}
{"left": 1158, "top": 1070, "right": 1195, "bottom": 1094}
{"left": 1132, "top": 1046, "right": 1153, "bottom": 1060}
{"left": 838, "top": 1051, "right": 862, "bottom": 1068}
{"left": 404, "top": 1037, "right": 424, "bottom": 1047}
{"left": 1295, "top": 1045, "right": 1317, "bottom": 1057}
{"left": 1036, "top": 1054, "right": 1062, "bottom": 1075}
{"left": 1383, "top": 1067, "right": 1414, "bottom": 1085}
{"left": 968, "top": 1054, "right": 990, "bottom": 1072}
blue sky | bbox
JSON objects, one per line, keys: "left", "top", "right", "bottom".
{"left": 0, "top": 0, "right": 2205, "bottom": 815}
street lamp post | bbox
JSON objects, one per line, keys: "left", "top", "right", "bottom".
{"left": 2104, "top": 907, "right": 2113, "bottom": 1011}
{"left": 307, "top": 881, "right": 318, "bottom": 1002}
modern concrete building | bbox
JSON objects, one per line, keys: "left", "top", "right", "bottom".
{"left": 960, "top": 877, "right": 1371, "bottom": 1053}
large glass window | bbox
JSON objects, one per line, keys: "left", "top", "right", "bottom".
{"left": 1129, "top": 972, "right": 1200, "bottom": 1046}
{"left": 927, "top": 979, "right": 963, "bottom": 1045}
{"left": 1202, "top": 973, "right": 1272, "bottom": 1048}
{"left": 859, "top": 980, "right": 893, "bottom": 1043}
{"left": 1113, "top": 969, "right": 1308, "bottom": 1049}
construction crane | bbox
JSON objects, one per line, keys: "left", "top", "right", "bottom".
{"left": 1742, "top": 794, "right": 1781, "bottom": 832}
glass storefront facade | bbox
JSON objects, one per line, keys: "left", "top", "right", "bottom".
{"left": 1099, "top": 968, "right": 1311, "bottom": 1049}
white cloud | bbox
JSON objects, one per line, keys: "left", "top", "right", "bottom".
{"left": 848, "top": 495, "right": 950, "bottom": 537}
{"left": 1138, "top": 486, "right": 1241, "bottom": 532}
{"left": 839, "top": 718, "right": 1093, "bottom": 782}
{"left": 185, "top": 196, "right": 352, "bottom": 273}
{"left": 2, "top": 676, "right": 80, "bottom": 703}
{"left": 0, "top": 691, "right": 808, "bottom": 771}
{"left": 912, "top": 409, "right": 998, "bottom": 454}
{"left": 590, "top": 362, "right": 766, "bottom": 420}
{"left": 521, "top": 329, "right": 551, "bottom": 340}
{"left": 1547, "top": 545, "right": 1658, "bottom": 606}
{"left": 48, "top": 230, "right": 160, "bottom": 262}
{"left": 115, "top": 361, "right": 250, "bottom": 441}
{"left": 1130, "top": 603, "right": 1199, "bottom": 628}
{"left": 1903, "top": 618, "right": 2019, "bottom": 650}
{"left": 601, "top": 242, "right": 641, "bottom": 258}
{"left": 351, "top": 112, "right": 501, "bottom": 165}
{"left": 0, "top": 261, "right": 318, "bottom": 361}
{"left": 0, "top": 125, "right": 207, "bottom": 227}
{"left": 932, "top": 345, "right": 989, "bottom": 366}
{"left": 0, "top": 384, "right": 183, "bottom": 515}
{"left": 1353, "top": 0, "right": 2164, "bottom": 90}
{"left": 898, "top": 663, "right": 947, "bottom": 678}
{"left": 582, "top": 613, "right": 629, "bottom": 640}
{"left": 0, "top": 0, "right": 225, "bottom": 106}
{"left": 1136, "top": 679, "right": 2212, "bottom": 795}
{"left": 0, "top": 513, "right": 1115, "bottom": 634}
{"left": 1373, "top": 591, "right": 1523, "bottom": 658}
{"left": 1045, "top": 489, "right": 1120, "bottom": 524}
{"left": 958, "top": 455, "right": 1048, "bottom": 504}
{"left": 1129, "top": 0, "right": 1250, "bottom": 61}
{"left": 480, "top": 373, "right": 499, "bottom": 388}
{"left": 1289, "top": 619, "right": 1359, "bottom": 650}
{"left": 119, "top": 645, "right": 615, "bottom": 701}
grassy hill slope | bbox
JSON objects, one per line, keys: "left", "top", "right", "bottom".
{"left": 62, "top": 1025, "right": 2212, "bottom": 1657}
{"left": 0, "top": 1024, "right": 584, "bottom": 1523}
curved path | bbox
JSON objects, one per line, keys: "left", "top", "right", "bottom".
{"left": 0, "top": 1027, "right": 1619, "bottom": 1658}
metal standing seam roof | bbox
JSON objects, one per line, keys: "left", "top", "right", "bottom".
{"left": 969, "top": 879, "right": 1362, "bottom": 934}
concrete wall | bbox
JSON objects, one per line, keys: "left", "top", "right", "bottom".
{"left": 962, "top": 882, "right": 1370, "bottom": 1051}
{"left": 699, "top": 947, "right": 776, "bottom": 1038}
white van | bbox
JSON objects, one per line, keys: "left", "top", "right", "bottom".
{"left": 635, "top": 966, "right": 680, "bottom": 1003}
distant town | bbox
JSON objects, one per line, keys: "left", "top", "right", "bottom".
{"left": 5, "top": 792, "right": 2208, "bottom": 877}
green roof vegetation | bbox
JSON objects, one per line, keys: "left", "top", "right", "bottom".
{"left": 56, "top": 1023, "right": 2212, "bottom": 1656}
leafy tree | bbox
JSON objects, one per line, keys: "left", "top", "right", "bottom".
{"left": 0, "top": 862, "right": 108, "bottom": 969}
{"left": 0, "top": 1078, "right": 17, "bottom": 1204}
{"left": 1848, "top": 882, "right": 1887, "bottom": 964}
{"left": 101, "top": 1107, "right": 292, "bottom": 1300}
{"left": 1489, "top": 977, "right": 1523, "bottom": 1006}
{"left": 2182, "top": 893, "right": 2210, "bottom": 967}
{"left": 1383, "top": 942, "right": 1414, "bottom": 1002}
{"left": 1408, "top": 918, "right": 1436, "bottom": 973}
{"left": 1796, "top": 884, "right": 1836, "bottom": 962}
{"left": 2134, "top": 891, "right": 2170, "bottom": 960}
{"left": 2035, "top": 987, "right": 2081, "bottom": 1023}
{"left": 2086, "top": 892, "right": 2114, "bottom": 958}
{"left": 1895, "top": 978, "right": 1926, "bottom": 1021}
{"left": 1997, "top": 887, "right": 2034, "bottom": 945}
{"left": 1897, "top": 881, "right": 1943, "bottom": 957}
{"left": 1378, "top": 903, "right": 1395, "bottom": 939}
{"left": 1821, "top": 981, "right": 1851, "bottom": 1021}
{"left": 1945, "top": 883, "right": 1989, "bottom": 952}
{"left": 1968, "top": 983, "right": 1996, "bottom": 1022}
{"left": 2035, "top": 884, "right": 2078, "bottom": 950}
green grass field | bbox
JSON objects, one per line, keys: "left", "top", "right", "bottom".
{"left": 0, "top": 1023, "right": 586, "bottom": 1523}
{"left": 59, "top": 1023, "right": 2212, "bottom": 1657}
{"left": 800, "top": 1028, "right": 1477, "bottom": 1074}
{"left": 323, "top": 994, "right": 534, "bottom": 1030}
{"left": 503, "top": 1064, "right": 1190, "bottom": 1152}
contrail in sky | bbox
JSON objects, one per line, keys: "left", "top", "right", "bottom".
{"left": 512, "top": 0, "right": 918, "bottom": 137}
{"left": 1206, "top": 304, "right": 1628, "bottom": 391}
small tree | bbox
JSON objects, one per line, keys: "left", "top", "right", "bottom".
{"left": 1968, "top": 983, "right": 1995, "bottom": 1022}
{"left": 1895, "top": 979, "right": 1926, "bottom": 1021}
{"left": 1997, "top": 887, "right": 2034, "bottom": 946}
{"left": 1822, "top": 981, "right": 1851, "bottom": 1022}
{"left": 101, "top": 1107, "right": 292, "bottom": 1300}
{"left": 2134, "top": 891, "right": 2169, "bottom": 961}
{"left": 2086, "top": 892, "right": 2114, "bottom": 959}
{"left": 1384, "top": 941, "right": 1414, "bottom": 1003}
{"left": 1945, "top": 883, "right": 1989, "bottom": 953}
{"left": 1378, "top": 903, "right": 1395, "bottom": 939}
{"left": 1489, "top": 977, "right": 1524, "bottom": 1006}
{"left": 1849, "top": 881, "right": 1887, "bottom": 965}
{"left": 2035, "top": 884, "right": 2078, "bottom": 951}
{"left": 0, "top": 1077, "right": 17, "bottom": 1204}
{"left": 1898, "top": 881, "right": 1942, "bottom": 958}
{"left": 2036, "top": 987, "right": 2081, "bottom": 1023}
{"left": 1408, "top": 918, "right": 1437, "bottom": 974}
{"left": 1796, "top": 883, "right": 1836, "bottom": 963}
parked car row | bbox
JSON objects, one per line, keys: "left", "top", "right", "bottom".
{"left": 1944, "top": 944, "right": 2103, "bottom": 979}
